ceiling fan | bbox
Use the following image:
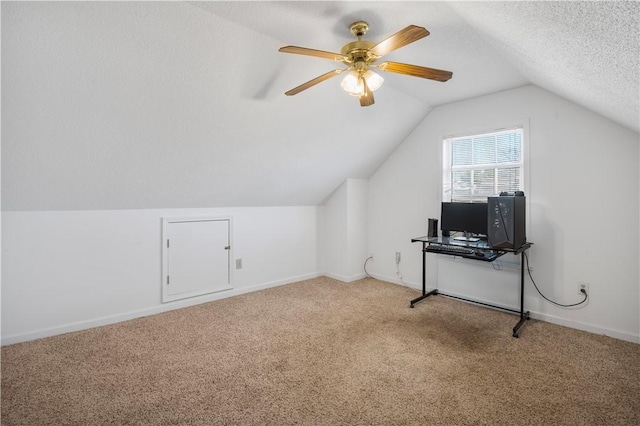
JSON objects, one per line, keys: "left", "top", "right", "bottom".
{"left": 279, "top": 21, "right": 453, "bottom": 107}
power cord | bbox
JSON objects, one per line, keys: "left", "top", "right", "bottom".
{"left": 364, "top": 256, "right": 375, "bottom": 279}
{"left": 396, "top": 254, "right": 404, "bottom": 285}
{"left": 524, "top": 251, "right": 588, "bottom": 307}
{"left": 396, "top": 259, "right": 404, "bottom": 283}
{"left": 363, "top": 254, "right": 403, "bottom": 283}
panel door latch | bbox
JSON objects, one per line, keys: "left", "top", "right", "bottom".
{"left": 224, "top": 246, "right": 231, "bottom": 250}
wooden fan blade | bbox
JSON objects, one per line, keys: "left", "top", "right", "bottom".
{"left": 279, "top": 46, "right": 347, "bottom": 62}
{"left": 284, "top": 69, "right": 344, "bottom": 96}
{"left": 359, "top": 79, "right": 374, "bottom": 107}
{"left": 378, "top": 61, "right": 453, "bottom": 82}
{"left": 370, "top": 25, "right": 429, "bottom": 57}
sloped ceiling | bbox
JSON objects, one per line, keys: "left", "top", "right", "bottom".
{"left": 448, "top": 1, "right": 639, "bottom": 133}
{"left": 2, "top": 1, "right": 638, "bottom": 211}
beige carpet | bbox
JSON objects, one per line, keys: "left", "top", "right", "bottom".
{"left": 2, "top": 277, "right": 639, "bottom": 425}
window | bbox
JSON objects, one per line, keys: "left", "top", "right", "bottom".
{"left": 443, "top": 127, "right": 524, "bottom": 202}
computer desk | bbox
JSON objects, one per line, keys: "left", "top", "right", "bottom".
{"left": 410, "top": 236, "right": 533, "bottom": 338}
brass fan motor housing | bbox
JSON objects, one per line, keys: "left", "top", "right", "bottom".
{"left": 342, "top": 22, "right": 378, "bottom": 65}
{"left": 340, "top": 40, "right": 377, "bottom": 65}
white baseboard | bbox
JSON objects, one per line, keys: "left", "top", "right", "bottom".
{"left": 529, "top": 312, "right": 639, "bottom": 344}
{"left": 324, "top": 272, "right": 367, "bottom": 283}
{"left": 369, "top": 272, "right": 421, "bottom": 290}
{"left": 1, "top": 272, "right": 322, "bottom": 346}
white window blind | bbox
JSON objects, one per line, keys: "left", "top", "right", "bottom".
{"left": 443, "top": 128, "right": 524, "bottom": 202}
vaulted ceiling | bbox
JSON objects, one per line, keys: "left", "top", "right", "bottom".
{"left": 2, "top": 1, "right": 638, "bottom": 211}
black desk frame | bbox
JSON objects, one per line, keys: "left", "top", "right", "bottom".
{"left": 410, "top": 236, "right": 533, "bottom": 337}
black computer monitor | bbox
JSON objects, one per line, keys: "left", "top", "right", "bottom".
{"left": 441, "top": 202, "right": 488, "bottom": 238}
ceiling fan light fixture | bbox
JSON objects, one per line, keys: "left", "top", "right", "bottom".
{"left": 341, "top": 70, "right": 364, "bottom": 96}
{"left": 363, "top": 70, "right": 384, "bottom": 92}
{"left": 341, "top": 69, "right": 383, "bottom": 96}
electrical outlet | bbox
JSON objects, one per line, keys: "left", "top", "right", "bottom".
{"left": 236, "top": 259, "right": 242, "bottom": 269}
{"left": 578, "top": 282, "right": 589, "bottom": 296}
{"left": 395, "top": 252, "right": 401, "bottom": 263}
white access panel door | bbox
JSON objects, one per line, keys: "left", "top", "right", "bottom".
{"left": 162, "top": 218, "right": 232, "bottom": 303}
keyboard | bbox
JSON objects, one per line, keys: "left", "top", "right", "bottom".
{"left": 426, "top": 244, "right": 497, "bottom": 261}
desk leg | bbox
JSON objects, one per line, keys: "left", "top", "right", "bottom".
{"left": 512, "top": 250, "right": 530, "bottom": 337}
{"left": 410, "top": 244, "right": 438, "bottom": 308}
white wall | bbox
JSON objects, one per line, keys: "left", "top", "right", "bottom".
{"left": 1, "top": 177, "right": 368, "bottom": 345}
{"left": 320, "top": 181, "right": 348, "bottom": 279}
{"left": 346, "top": 179, "right": 369, "bottom": 279}
{"left": 368, "top": 85, "right": 640, "bottom": 343}
{"left": 1, "top": 206, "right": 320, "bottom": 344}
{"left": 320, "top": 179, "right": 369, "bottom": 282}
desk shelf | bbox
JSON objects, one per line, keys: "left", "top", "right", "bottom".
{"left": 410, "top": 236, "right": 533, "bottom": 338}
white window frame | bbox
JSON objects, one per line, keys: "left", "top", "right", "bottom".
{"left": 442, "top": 125, "right": 528, "bottom": 203}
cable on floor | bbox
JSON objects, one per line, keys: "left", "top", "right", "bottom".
{"left": 524, "top": 251, "right": 588, "bottom": 307}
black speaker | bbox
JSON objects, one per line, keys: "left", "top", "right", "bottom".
{"left": 487, "top": 195, "right": 526, "bottom": 249}
{"left": 428, "top": 218, "right": 438, "bottom": 238}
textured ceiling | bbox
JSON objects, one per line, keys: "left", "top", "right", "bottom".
{"left": 449, "top": 1, "right": 639, "bottom": 133}
{"left": 2, "top": 1, "right": 638, "bottom": 211}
